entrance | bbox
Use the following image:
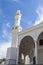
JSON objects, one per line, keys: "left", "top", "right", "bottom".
{"left": 18, "top": 36, "right": 35, "bottom": 64}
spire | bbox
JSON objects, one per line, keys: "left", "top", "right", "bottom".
{"left": 12, "top": 10, "right": 22, "bottom": 32}
{"left": 15, "top": 10, "right": 22, "bottom": 27}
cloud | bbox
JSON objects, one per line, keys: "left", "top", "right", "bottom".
{"left": 2, "top": 30, "right": 11, "bottom": 42}
{"left": 0, "top": 42, "right": 11, "bottom": 58}
{"left": 2, "top": 28, "right": 11, "bottom": 43}
{"left": 0, "top": 8, "right": 6, "bottom": 19}
{"left": 2, "top": 22, "right": 11, "bottom": 39}
{"left": 0, "top": 23, "right": 11, "bottom": 58}
{"left": 34, "top": 6, "right": 43, "bottom": 25}
{"left": 6, "top": 22, "right": 11, "bottom": 28}
{"left": 2, "top": 30, "right": 7, "bottom": 37}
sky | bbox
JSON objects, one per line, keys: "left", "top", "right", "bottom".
{"left": 0, "top": 0, "right": 43, "bottom": 58}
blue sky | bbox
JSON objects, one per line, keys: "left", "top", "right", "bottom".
{"left": 0, "top": 0, "right": 43, "bottom": 58}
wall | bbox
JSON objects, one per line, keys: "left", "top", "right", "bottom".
{"left": 18, "top": 22, "right": 43, "bottom": 64}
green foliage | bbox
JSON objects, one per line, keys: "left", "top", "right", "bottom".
{"left": 0, "top": 58, "right": 6, "bottom": 64}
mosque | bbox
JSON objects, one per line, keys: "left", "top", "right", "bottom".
{"left": 6, "top": 10, "right": 43, "bottom": 64}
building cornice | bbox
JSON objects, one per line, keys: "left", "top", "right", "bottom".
{"left": 18, "top": 22, "right": 43, "bottom": 36}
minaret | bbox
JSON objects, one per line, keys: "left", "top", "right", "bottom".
{"left": 12, "top": 10, "right": 22, "bottom": 47}
{"left": 12, "top": 10, "right": 22, "bottom": 32}
{"left": 6, "top": 10, "right": 22, "bottom": 65}
{"left": 15, "top": 10, "right": 22, "bottom": 27}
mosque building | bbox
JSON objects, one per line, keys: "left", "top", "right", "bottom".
{"left": 6, "top": 10, "right": 43, "bottom": 64}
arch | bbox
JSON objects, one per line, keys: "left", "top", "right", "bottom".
{"left": 37, "top": 32, "right": 43, "bottom": 47}
{"left": 36, "top": 31, "right": 43, "bottom": 41}
{"left": 18, "top": 36, "right": 35, "bottom": 64}
{"left": 37, "top": 32, "right": 43, "bottom": 64}
{"left": 37, "top": 32, "right": 43, "bottom": 40}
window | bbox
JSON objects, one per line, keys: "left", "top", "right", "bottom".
{"left": 39, "top": 39, "right": 43, "bottom": 46}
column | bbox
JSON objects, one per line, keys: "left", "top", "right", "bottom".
{"left": 24, "top": 55, "right": 25, "bottom": 64}
{"left": 25, "top": 55, "right": 30, "bottom": 64}
{"left": 35, "top": 41, "right": 38, "bottom": 64}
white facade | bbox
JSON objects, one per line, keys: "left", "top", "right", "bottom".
{"left": 6, "top": 10, "right": 43, "bottom": 64}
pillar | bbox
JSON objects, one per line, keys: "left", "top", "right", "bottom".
{"left": 24, "top": 55, "right": 25, "bottom": 64}
{"left": 35, "top": 41, "right": 38, "bottom": 64}
{"left": 25, "top": 55, "right": 30, "bottom": 64}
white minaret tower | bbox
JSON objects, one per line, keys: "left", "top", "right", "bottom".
{"left": 12, "top": 10, "right": 22, "bottom": 47}
{"left": 12, "top": 10, "right": 22, "bottom": 32}
{"left": 6, "top": 10, "right": 22, "bottom": 65}
{"left": 15, "top": 10, "right": 22, "bottom": 27}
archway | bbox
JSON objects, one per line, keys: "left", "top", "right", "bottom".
{"left": 37, "top": 32, "right": 43, "bottom": 64}
{"left": 18, "top": 36, "right": 35, "bottom": 64}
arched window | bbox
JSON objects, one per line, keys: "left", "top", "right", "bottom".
{"left": 39, "top": 39, "right": 43, "bottom": 46}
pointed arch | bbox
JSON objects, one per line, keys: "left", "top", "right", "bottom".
{"left": 18, "top": 36, "right": 35, "bottom": 64}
